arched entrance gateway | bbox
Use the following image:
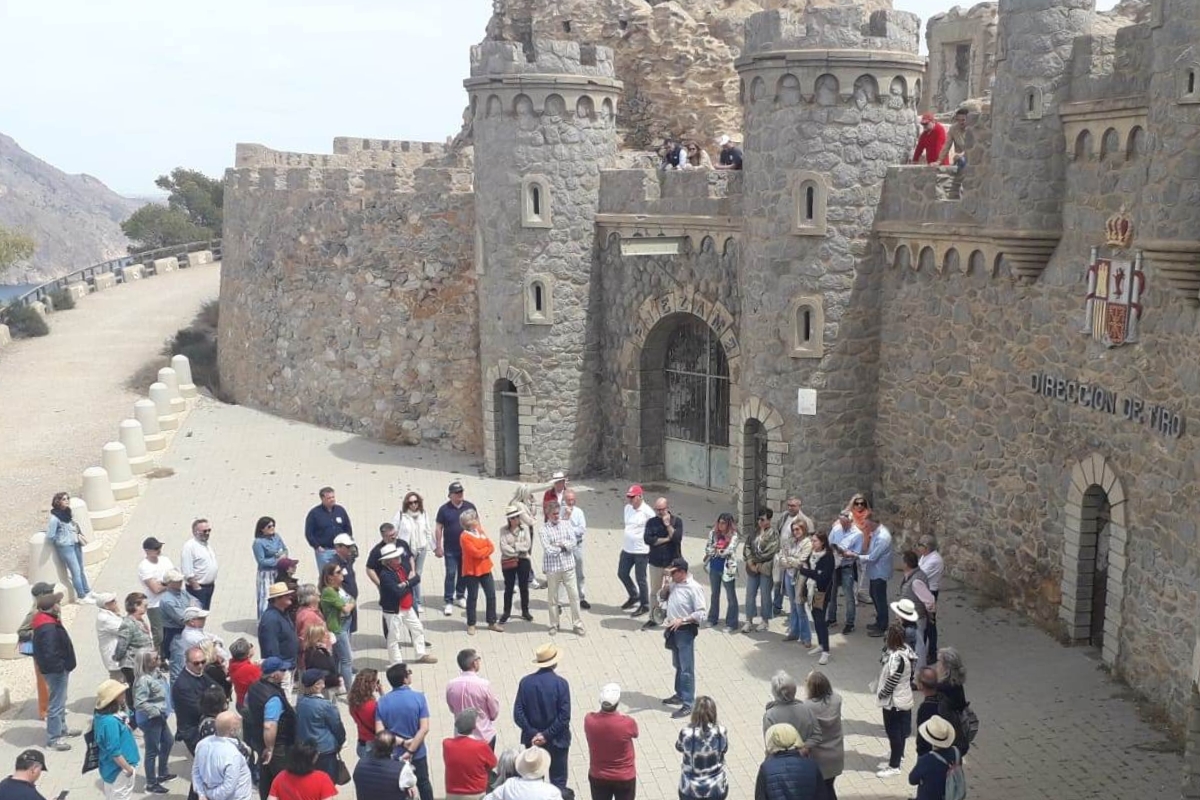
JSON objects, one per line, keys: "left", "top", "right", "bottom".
{"left": 1059, "top": 452, "right": 1128, "bottom": 668}
{"left": 641, "top": 314, "right": 731, "bottom": 491}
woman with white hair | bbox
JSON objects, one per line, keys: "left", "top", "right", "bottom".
{"left": 484, "top": 747, "right": 561, "bottom": 800}
{"left": 762, "top": 671, "right": 817, "bottom": 746}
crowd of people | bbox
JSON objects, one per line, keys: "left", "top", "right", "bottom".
{"left": 656, "top": 135, "right": 743, "bottom": 172}
{"left": 5, "top": 480, "right": 977, "bottom": 800}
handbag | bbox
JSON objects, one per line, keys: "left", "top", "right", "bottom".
{"left": 335, "top": 754, "right": 351, "bottom": 786}
{"left": 811, "top": 589, "right": 826, "bottom": 610}
{"left": 81, "top": 720, "right": 100, "bottom": 774}
{"left": 501, "top": 558, "right": 519, "bottom": 570}
{"left": 18, "top": 640, "right": 33, "bottom": 656}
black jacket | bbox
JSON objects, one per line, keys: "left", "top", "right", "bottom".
{"left": 31, "top": 612, "right": 75, "bottom": 675}
{"left": 243, "top": 678, "right": 296, "bottom": 753}
{"left": 754, "top": 750, "right": 827, "bottom": 800}
{"left": 378, "top": 562, "right": 418, "bottom": 614}
{"left": 644, "top": 515, "right": 683, "bottom": 568}
{"left": 171, "top": 668, "right": 217, "bottom": 749}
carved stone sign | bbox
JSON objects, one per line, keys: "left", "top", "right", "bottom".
{"left": 1030, "top": 372, "right": 1184, "bottom": 439}
{"left": 621, "top": 238, "right": 684, "bottom": 256}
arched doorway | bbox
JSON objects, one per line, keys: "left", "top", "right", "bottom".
{"left": 1085, "top": 486, "right": 1112, "bottom": 648}
{"left": 494, "top": 379, "right": 520, "bottom": 478}
{"left": 640, "top": 314, "right": 731, "bottom": 491}
{"left": 743, "top": 418, "right": 769, "bottom": 528}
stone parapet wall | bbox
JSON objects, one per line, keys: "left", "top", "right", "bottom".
{"left": 469, "top": 38, "right": 616, "bottom": 79}
{"left": 233, "top": 141, "right": 463, "bottom": 186}
{"left": 598, "top": 169, "right": 743, "bottom": 218}
{"left": 217, "top": 167, "right": 480, "bottom": 452}
{"left": 742, "top": 7, "right": 921, "bottom": 57}
{"left": 1067, "top": 22, "right": 1154, "bottom": 102}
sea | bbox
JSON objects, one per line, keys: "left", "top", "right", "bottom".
{"left": 0, "top": 283, "right": 38, "bottom": 303}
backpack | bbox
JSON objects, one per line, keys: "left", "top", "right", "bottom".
{"left": 960, "top": 703, "right": 979, "bottom": 744}
{"left": 932, "top": 746, "right": 967, "bottom": 800}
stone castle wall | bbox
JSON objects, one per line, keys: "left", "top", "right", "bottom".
{"left": 217, "top": 165, "right": 480, "bottom": 452}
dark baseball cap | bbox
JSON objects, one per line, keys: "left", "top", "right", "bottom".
{"left": 142, "top": 537, "right": 164, "bottom": 550}
{"left": 448, "top": 481, "right": 465, "bottom": 495}
{"left": 30, "top": 582, "right": 56, "bottom": 598}
{"left": 16, "top": 748, "right": 48, "bottom": 770}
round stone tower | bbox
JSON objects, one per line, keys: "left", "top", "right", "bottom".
{"left": 734, "top": 7, "right": 923, "bottom": 522}
{"left": 987, "top": 0, "right": 1096, "bottom": 281}
{"left": 465, "top": 39, "right": 621, "bottom": 480}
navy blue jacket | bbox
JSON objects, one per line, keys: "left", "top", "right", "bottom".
{"left": 305, "top": 503, "right": 352, "bottom": 550}
{"left": 514, "top": 668, "right": 571, "bottom": 749}
{"left": 353, "top": 754, "right": 406, "bottom": 800}
{"left": 754, "top": 751, "right": 828, "bottom": 800}
{"left": 644, "top": 514, "right": 683, "bottom": 568}
{"left": 257, "top": 606, "right": 297, "bottom": 662}
{"left": 31, "top": 612, "right": 75, "bottom": 675}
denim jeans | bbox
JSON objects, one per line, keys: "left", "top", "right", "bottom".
{"left": 869, "top": 578, "right": 889, "bottom": 630}
{"left": 707, "top": 565, "right": 738, "bottom": 629}
{"left": 925, "top": 589, "right": 939, "bottom": 664}
{"left": 55, "top": 543, "right": 90, "bottom": 599}
{"left": 784, "top": 574, "right": 811, "bottom": 642}
{"left": 882, "top": 707, "right": 911, "bottom": 767}
{"left": 828, "top": 566, "right": 857, "bottom": 626}
{"left": 142, "top": 714, "right": 174, "bottom": 784}
{"left": 443, "top": 550, "right": 466, "bottom": 605}
{"left": 332, "top": 630, "right": 354, "bottom": 691}
{"left": 413, "top": 549, "right": 428, "bottom": 609}
{"left": 670, "top": 626, "right": 697, "bottom": 707}
{"left": 314, "top": 547, "right": 338, "bottom": 576}
{"left": 772, "top": 580, "right": 784, "bottom": 616}
{"left": 573, "top": 544, "right": 587, "bottom": 600}
{"left": 44, "top": 671, "right": 69, "bottom": 744}
{"left": 744, "top": 570, "right": 773, "bottom": 623}
{"left": 617, "top": 551, "right": 649, "bottom": 606}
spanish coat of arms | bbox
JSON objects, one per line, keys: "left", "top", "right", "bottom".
{"left": 1083, "top": 209, "right": 1144, "bottom": 348}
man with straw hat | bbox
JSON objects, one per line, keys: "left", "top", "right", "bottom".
{"left": 379, "top": 543, "right": 437, "bottom": 664}
{"left": 257, "top": 582, "right": 298, "bottom": 694}
{"left": 514, "top": 644, "right": 573, "bottom": 799}
{"left": 485, "top": 747, "right": 561, "bottom": 800}
{"left": 909, "top": 715, "right": 964, "bottom": 800}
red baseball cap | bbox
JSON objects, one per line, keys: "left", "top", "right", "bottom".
{"left": 626, "top": 484, "right": 644, "bottom": 497}
{"left": 920, "top": 112, "right": 936, "bottom": 124}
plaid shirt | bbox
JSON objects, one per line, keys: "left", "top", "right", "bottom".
{"left": 540, "top": 521, "right": 576, "bottom": 574}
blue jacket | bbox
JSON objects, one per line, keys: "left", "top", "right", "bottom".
{"left": 514, "top": 668, "right": 571, "bottom": 749}
{"left": 94, "top": 712, "right": 140, "bottom": 784}
{"left": 305, "top": 504, "right": 352, "bottom": 550}
{"left": 46, "top": 515, "right": 79, "bottom": 548}
{"left": 295, "top": 693, "right": 345, "bottom": 755}
{"left": 754, "top": 751, "right": 827, "bottom": 800}
{"left": 252, "top": 536, "right": 288, "bottom": 571}
{"left": 257, "top": 606, "right": 297, "bottom": 662}
{"left": 860, "top": 525, "right": 894, "bottom": 582}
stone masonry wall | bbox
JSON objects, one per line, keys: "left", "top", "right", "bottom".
{"left": 218, "top": 166, "right": 481, "bottom": 452}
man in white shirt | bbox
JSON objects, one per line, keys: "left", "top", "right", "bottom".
{"left": 180, "top": 519, "right": 218, "bottom": 611}
{"left": 137, "top": 536, "right": 175, "bottom": 659}
{"left": 563, "top": 490, "right": 589, "bottom": 610}
{"left": 617, "top": 485, "right": 655, "bottom": 615}
{"left": 191, "top": 711, "right": 253, "bottom": 800}
{"left": 917, "top": 534, "right": 945, "bottom": 664}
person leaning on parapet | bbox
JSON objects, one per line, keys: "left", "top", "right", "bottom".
{"left": 911, "top": 112, "right": 948, "bottom": 166}
{"left": 936, "top": 108, "right": 970, "bottom": 199}
{"left": 45, "top": 491, "right": 95, "bottom": 604}
{"left": 658, "top": 139, "right": 684, "bottom": 171}
{"left": 715, "top": 135, "right": 743, "bottom": 171}
{"left": 0, "top": 749, "right": 51, "bottom": 800}
{"left": 305, "top": 487, "right": 353, "bottom": 576}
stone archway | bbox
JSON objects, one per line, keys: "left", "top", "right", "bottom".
{"left": 1060, "top": 452, "right": 1128, "bottom": 668}
{"left": 482, "top": 362, "right": 535, "bottom": 481}
{"left": 620, "top": 288, "right": 741, "bottom": 490}
{"left": 732, "top": 395, "right": 789, "bottom": 532}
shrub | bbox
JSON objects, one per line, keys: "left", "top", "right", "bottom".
{"left": 5, "top": 303, "right": 49, "bottom": 337}
{"left": 48, "top": 289, "right": 75, "bottom": 311}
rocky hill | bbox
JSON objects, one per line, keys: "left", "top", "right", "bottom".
{"left": 485, "top": 0, "right": 892, "bottom": 149}
{"left": 0, "top": 132, "right": 140, "bottom": 284}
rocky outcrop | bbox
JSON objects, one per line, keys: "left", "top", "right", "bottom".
{"left": 485, "top": 0, "right": 891, "bottom": 149}
{"left": 0, "top": 133, "right": 139, "bottom": 283}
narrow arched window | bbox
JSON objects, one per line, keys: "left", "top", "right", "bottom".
{"left": 531, "top": 186, "right": 541, "bottom": 217}
{"left": 799, "top": 307, "right": 812, "bottom": 343}
{"left": 1190, "top": 69, "right": 1197, "bottom": 95}
{"left": 533, "top": 283, "right": 545, "bottom": 314}
{"left": 804, "top": 186, "right": 815, "bottom": 222}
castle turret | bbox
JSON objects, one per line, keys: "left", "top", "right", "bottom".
{"left": 987, "top": 0, "right": 1096, "bottom": 281}
{"left": 733, "top": 7, "right": 922, "bottom": 523}
{"left": 465, "top": 39, "right": 621, "bottom": 479}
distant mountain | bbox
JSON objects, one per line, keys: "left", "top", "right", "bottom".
{"left": 0, "top": 133, "right": 141, "bottom": 284}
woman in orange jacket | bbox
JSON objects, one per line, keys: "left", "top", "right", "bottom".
{"left": 459, "top": 509, "right": 504, "bottom": 635}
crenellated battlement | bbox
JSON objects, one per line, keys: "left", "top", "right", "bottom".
{"left": 224, "top": 166, "right": 473, "bottom": 196}
{"left": 741, "top": 7, "right": 921, "bottom": 59}
{"left": 469, "top": 38, "right": 615, "bottom": 79}
{"left": 331, "top": 138, "right": 447, "bottom": 156}
{"left": 465, "top": 37, "right": 622, "bottom": 121}
{"left": 1067, "top": 22, "right": 1154, "bottom": 103}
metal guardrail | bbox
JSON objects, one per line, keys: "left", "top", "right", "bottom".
{"left": 0, "top": 239, "right": 222, "bottom": 320}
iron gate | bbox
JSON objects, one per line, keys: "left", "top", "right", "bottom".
{"left": 663, "top": 317, "right": 730, "bottom": 490}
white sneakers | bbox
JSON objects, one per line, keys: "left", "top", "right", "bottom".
{"left": 443, "top": 604, "right": 453, "bottom": 616}
{"left": 807, "top": 645, "right": 823, "bottom": 656}
{"left": 78, "top": 593, "right": 97, "bottom": 605}
{"left": 876, "top": 766, "right": 901, "bottom": 778}
{"left": 454, "top": 597, "right": 467, "bottom": 609}
{"left": 818, "top": 652, "right": 830, "bottom": 665}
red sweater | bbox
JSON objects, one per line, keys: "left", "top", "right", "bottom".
{"left": 443, "top": 736, "right": 497, "bottom": 794}
{"left": 584, "top": 710, "right": 639, "bottom": 781}
{"left": 912, "top": 122, "right": 948, "bottom": 165}
{"left": 228, "top": 659, "right": 262, "bottom": 708}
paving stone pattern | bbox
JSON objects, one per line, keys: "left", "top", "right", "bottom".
{"left": 0, "top": 400, "right": 1180, "bottom": 799}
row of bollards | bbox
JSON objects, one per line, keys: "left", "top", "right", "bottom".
{"left": 0, "top": 354, "right": 200, "bottom": 662}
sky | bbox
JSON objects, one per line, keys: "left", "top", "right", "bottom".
{"left": 0, "top": 0, "right": 1121, "bottom": 196}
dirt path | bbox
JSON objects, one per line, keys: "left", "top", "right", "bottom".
{"left": 0, "top": 263, "right": 220, "bottom": 571}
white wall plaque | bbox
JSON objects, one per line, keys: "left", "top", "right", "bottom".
{"left": 621, "top": 238, "right": 683, "bottom": 256}
{"left": 797, "top": 388, "right": 817, "bottom": 416}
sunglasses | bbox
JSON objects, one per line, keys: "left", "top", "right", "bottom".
{"left": 851, "top": 502, "right": 866, "bottom": 508}
{"left": 199, "top": 528, "right": 213, "bottom": 533}
{"left": 407, "top": 500, "right": 420, "bottom": 505}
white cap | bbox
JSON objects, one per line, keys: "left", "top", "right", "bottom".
{"left": 333, "top": 533, "right": 355, "bottom": 547}
{"left": 182, "top": 607, "right": 209, "bottom": 621}
{"left": 599, "top": 683, "right": 621, "bottom": 707}
{"left": 718, "top": 135, "right": 731, "bottom": 146}
{"left": 94, "top": 592, "right": 118, "bottom": 606}
{"left": 551, "top": 471, "right": 567, "bottom": 481}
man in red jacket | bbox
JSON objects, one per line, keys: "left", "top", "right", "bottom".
{"left": 912, "top": 112, "right": 948, "bottom": 165}
{"left": 31, "top": 592, "right": 80, "bottom": 750}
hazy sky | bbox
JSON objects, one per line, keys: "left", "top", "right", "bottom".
{"left": 0, "top": 0, "right": 1120, "bottom": 195}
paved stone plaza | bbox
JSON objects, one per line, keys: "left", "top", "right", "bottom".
{"left": 0, "top": 399, "right": 1182, "bottom": 798}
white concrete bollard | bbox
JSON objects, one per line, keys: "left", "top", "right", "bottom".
{"left": 186, "top": 250, "right": 213, "bottom": 266}
{"left": 119, "top": 419, "right": 153, "bottom": 474}
{"left": 27, "top": 533, "right": 75, "bottom": 603}
{"left": 172, "top": 354, "right": 198, "bottom": 399}
{"left": 153, "top": 256, "right": 178, "bottom": 274}
{"left": 29, "top": 301, "right": 47, "bottom": 317}
{"left": 120, "top": 264, "right": 144, "bottom": 282}
{"left": 0, "top": 324, "right": 9, "bottom": 347}
{"left": 149, "top": 383, "right": 180, "bottom": 431}
{"left": 70, "top": 497, "right": 102, "bottom": 567}
{"left": 81, "top": 467, "right": 122, "bottom": 531}
{"left": 93, "top": 273, "right": 116, "bottom": 291}
{"left": 0, "top": 574, "right": 32, "bottom": 659}
{"left": 157, "top": 367, "right": 187, "bottom": 415}
{"left": 102, "top": 442, "right": 140, "bottom": 500}
{"left": 135, "top": 399, "right": 167, "bottom": 451}
{"left": 66, "top": 283, "right": 89, "bottom": 301}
